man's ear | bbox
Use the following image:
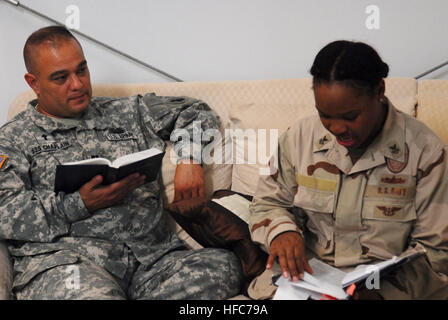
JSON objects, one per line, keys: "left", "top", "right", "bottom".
{"left": 24, "top": 73, "right": 40, "bottom": 96}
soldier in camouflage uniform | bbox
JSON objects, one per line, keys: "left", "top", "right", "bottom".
{"left": 0, "top": 26, "right": 242, "bottom": 299}
{"left": 250, "top": 41, "right": 448, "bottom": 299}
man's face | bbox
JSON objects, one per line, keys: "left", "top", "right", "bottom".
{"left": 25, "top": 38, "right": 92, "bottom": 118}
{"left": 313, "top": 82, "right": 385, "bottom": 151}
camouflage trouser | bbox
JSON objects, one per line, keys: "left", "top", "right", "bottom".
{"left": 15, "top": 248, "right": 243, "bottom": 300}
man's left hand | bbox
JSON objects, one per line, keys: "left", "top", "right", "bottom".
{"left": 173, "top": 159, "right": 205, "bottom": 202}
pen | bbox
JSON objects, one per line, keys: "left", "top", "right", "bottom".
{"left": 345, "top": 283, "right": 357, "bottom": 300}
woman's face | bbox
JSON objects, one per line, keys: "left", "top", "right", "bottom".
{"left": 313, "top": 81, "right": 386, "bottom": 151}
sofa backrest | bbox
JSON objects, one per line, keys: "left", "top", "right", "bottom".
{"left": 8, "top": 78, "right": 418, "bottom": 123}
{"left": 416, "top": 80, "right": 448, "bottom": 144}
{"left": 7, "top": 78, "right": 422, "bottom": 198}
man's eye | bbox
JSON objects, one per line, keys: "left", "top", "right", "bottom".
{"left": 53, "top": 76, "right": 67, "bottom": 83}
{"left": 77, "top": 67, "right": 87, "bottom": 74}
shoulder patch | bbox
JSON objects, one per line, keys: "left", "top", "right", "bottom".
{"left": 0, "top": 155, "right": 7, "bottom": 169}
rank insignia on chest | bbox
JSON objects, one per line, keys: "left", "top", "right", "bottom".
{"left": 386, "top": 141, "right": 403, "bottom": 159}
{"left": 389, "top": 144, "right": 399, "bottom": 154}
{"left": 0, "top": 155, "right": 7, "bottom": 170}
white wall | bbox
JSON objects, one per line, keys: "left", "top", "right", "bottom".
{"left": 1, "top": 0, "right": 448, "bottom": 125}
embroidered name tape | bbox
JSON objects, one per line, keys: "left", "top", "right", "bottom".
{"left": 29, "top": 141, "right": 71, "bottom": 156}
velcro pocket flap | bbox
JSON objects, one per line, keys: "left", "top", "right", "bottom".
{"left": 13, "top": 250, "right": 79, "bottom": 290}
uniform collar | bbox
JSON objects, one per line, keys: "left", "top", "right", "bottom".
{"left": 313, "top": 97, "right": 406, "bottom": 174}
{"left": 28, "top": 98, "right": 107, "bottom": 133}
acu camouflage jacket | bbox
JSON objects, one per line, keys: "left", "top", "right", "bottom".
{"left": 0, "top": 94, "right": 220, "bottom": 286}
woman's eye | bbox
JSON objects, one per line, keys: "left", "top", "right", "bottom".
{"left": 344, "top": 114, "right": 359, "bottom": 121}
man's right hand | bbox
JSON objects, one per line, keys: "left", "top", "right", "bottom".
{"left": 266, "top": 231, "right": 313, "bottom": 282}
{"left": 79, "top": 173, "right": 146, "bottom": 212}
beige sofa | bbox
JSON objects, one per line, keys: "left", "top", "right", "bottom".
{"left": 1, "top": 77, "right": 447, "bottom": 299}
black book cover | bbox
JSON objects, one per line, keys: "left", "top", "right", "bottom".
{"left": 54, "top": 150, "right": 165, "bottom": 194}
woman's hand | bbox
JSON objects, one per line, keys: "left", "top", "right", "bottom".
{"left": 267, "top": 231, "right": 313, "bottom": 281}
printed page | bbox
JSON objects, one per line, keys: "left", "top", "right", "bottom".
{"left": 111, "top": 148, "right": 163, "bottom": 168}
{"left": 211, "top": 194, "right": 252, "bottom": 223}
{"left": 63, "top": 157, "right": 111, "bottom": 166}
{"left": 290, "top": 258, "right": 349, "bottom": 300}
{"left": 274, "top": 277, "right": 310, "bottom": 300}
{"left": 307, "top": 258, "right": 347, "bottom": 285}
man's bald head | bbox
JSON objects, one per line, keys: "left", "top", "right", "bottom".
{"left": 23, "top": 26, "right": 82, "bottom": 75}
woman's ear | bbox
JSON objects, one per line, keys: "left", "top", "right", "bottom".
{"left": 377, "top": 79, "right": 385, "bottom": 101}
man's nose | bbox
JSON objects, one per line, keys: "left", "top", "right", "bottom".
{"left": 69, "top": 74, "right": 83, "bottom": 90}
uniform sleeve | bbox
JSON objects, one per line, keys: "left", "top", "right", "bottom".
{"left": 0, "top": 139, "right": 91, "bottom": 242}
{"left": 138, "top": 94, "right": 221, "bottom": 164}
{"left": 249, "top": 131, "right": 302, "bottom": 252}
{"left": 378, "top": 146, "right": 448, "bottom": 299}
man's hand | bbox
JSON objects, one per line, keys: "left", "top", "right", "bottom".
{"left": 173, "top": 159, "right": 205, "bottom": 202}
{"left": 267, "top": 231, "right": 313, "bottom": 282}
{"left": 79, "top": 173, "right": 146, "bottom": 212}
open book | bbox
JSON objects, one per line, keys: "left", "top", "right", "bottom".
{"left": 273, "top": 249, "right": 425, "bottom": 300}
{"left": 54, "top": 148, "right": 165, "bottom": 194}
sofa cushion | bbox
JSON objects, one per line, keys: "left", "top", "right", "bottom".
{"left": 417, "top": 80, "right": 448, "bottom": 144}
{"left": 226, "top": 79, "right": 315, "bottom": 195}
{"left": 384, "top": 77, "right": 417, "bottom": 116}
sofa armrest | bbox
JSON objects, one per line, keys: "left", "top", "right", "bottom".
{"left": 0, "top": 241, "right": 12, "bottom": 300}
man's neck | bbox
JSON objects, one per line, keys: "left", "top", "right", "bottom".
{"left": 35, "top": 103, "right": 84, "bottom": 119}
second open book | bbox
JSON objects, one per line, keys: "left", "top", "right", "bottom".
{"left": 273, "top": 248, "right": 425, "bottom": 300}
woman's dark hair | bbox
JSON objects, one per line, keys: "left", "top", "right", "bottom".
{"left": 310, "top": 40, "right": 389, "bottom": 96}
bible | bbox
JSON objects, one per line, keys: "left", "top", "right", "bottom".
{"left": 54, "top": 148, "right": 165, "bottom": 194}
